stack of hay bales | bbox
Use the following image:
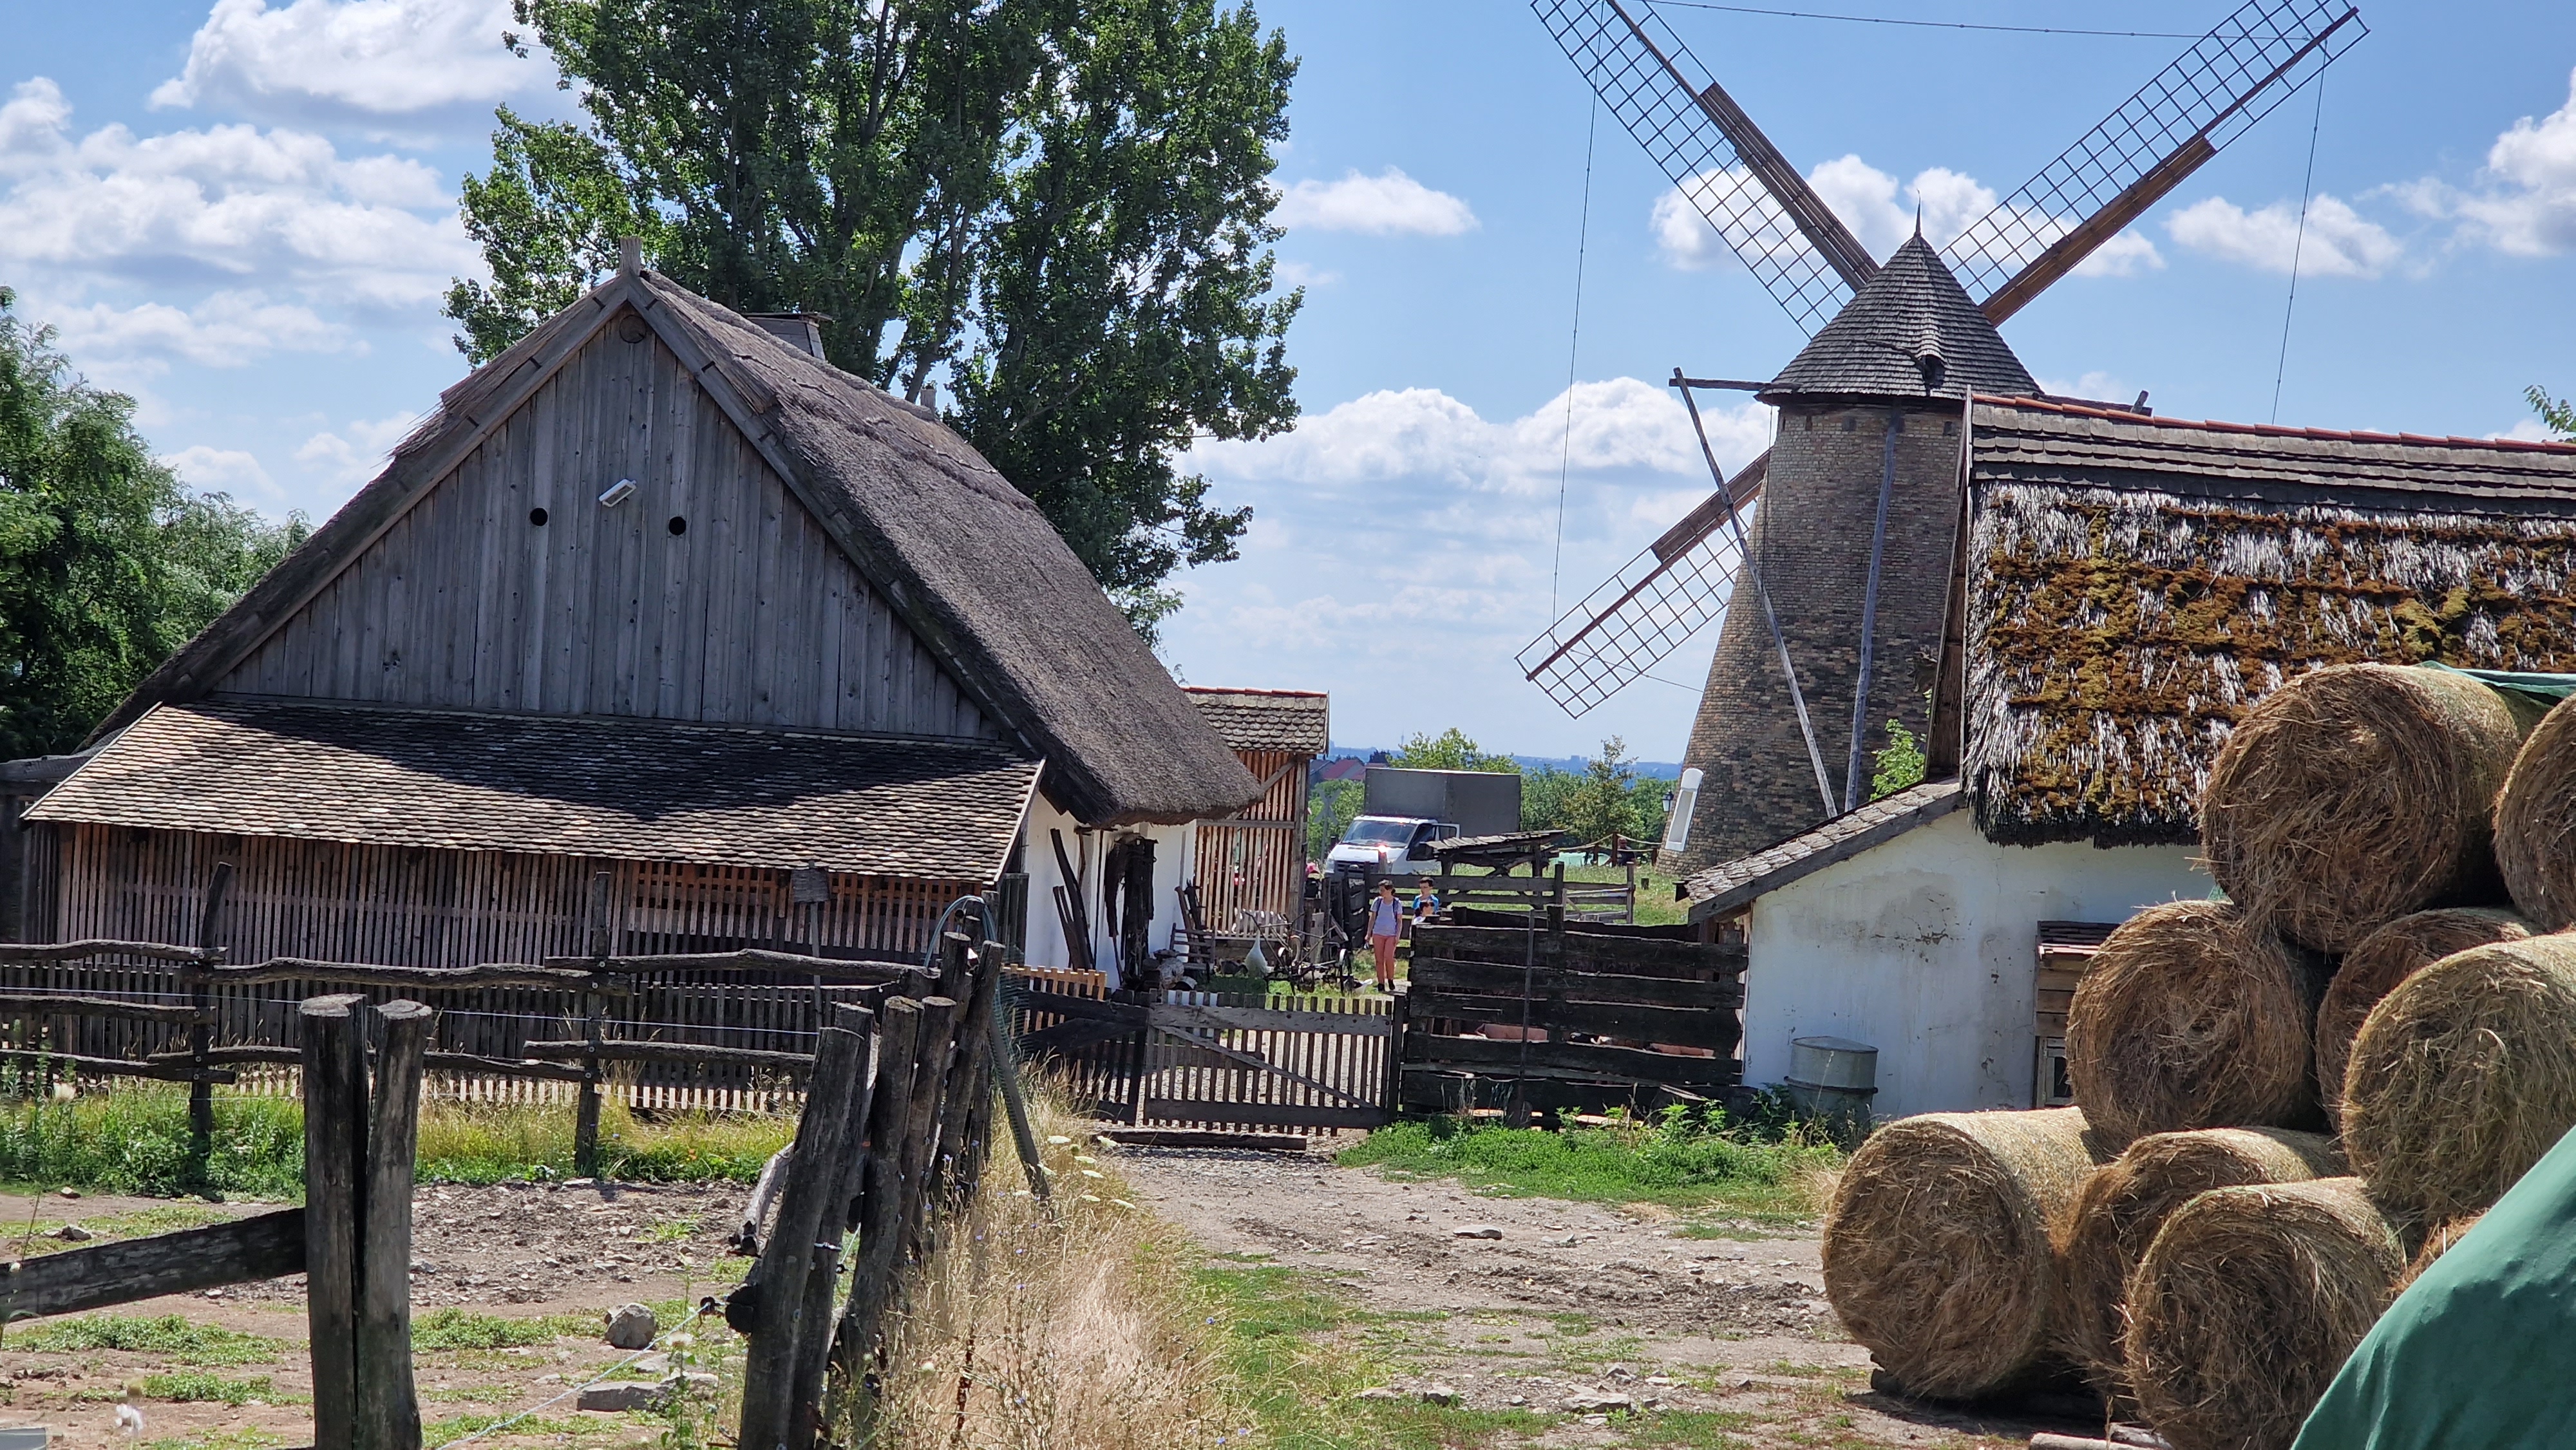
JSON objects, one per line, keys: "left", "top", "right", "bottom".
{"left": 1821, "top": 663, "right": 2576, "bottom": 1450}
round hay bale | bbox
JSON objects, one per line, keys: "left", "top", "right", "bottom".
{"left": 2496, "top": 695, "right": 2576, "bottom": 928}
{"left": 1821, "top": 1107, "right": 2107, "bottom": 1400}
{"left": 2342, "top": 934, "right": 2576, "bottom": 1223}
{"left": 2050, "top": 1127, "right": 2342, "bottom": 1393}
{"left": 2125, "top": 1177, "right": 2403, "bottom": 1450}
{"left": 2394, "top": 1212, "right": 2482, "bottom": 1295}
{"left": 2064, "top": 900, "right": 2324, "bottom": 1149}
{"left": 2203, "top": 664, "right": 2524, "bottom": 953}
{"left": 2316, "top": 907, "right": 2532, "bottom": 1122}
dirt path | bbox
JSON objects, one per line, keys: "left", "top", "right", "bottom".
{"left": 1108, "top": 1142, "right": 2095, "bottom": 1449}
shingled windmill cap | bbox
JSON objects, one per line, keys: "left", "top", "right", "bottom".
{"left": 1759, "top": 235, "right": 2037, "bottom": 404}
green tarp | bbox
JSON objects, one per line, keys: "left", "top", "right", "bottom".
{"left": 2419, "top": 660, "right": 2576, "bottom": 706}
{"left": 2292, "top": 1124, "right": 2576, "bottom": 1448}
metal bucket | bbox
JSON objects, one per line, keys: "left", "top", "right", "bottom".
{"left": 1783, "top": 1035, "right": 1879, "bottom": 1133}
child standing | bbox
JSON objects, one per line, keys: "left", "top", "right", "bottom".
{"left": 1368, "top": 880, "right": 1404, "bottom": 992}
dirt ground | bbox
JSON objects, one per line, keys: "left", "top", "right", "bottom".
{"left": 1108, "top": 1140, "right": 2104, "bottom": 1450}
{"left": 0, "top": 1182, "right": 753, "bottom": 1449}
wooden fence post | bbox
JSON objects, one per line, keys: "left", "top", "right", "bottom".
{"left": 576, "top": 871, "right": 611, "bottom": 1178}
{"left": 187, "top": 862, "right": 233, "bottom": 1193}
{"left": 934, "top": 942, "right": 999, "bottom": 1199}
{"left": 738, "top": 1004, "right": 874, "bottom": 1450}
{"left": 301, "top": 993, "right": 369, "bottom": 1450}
{"left": 358, "top": 999, "right": 433, "bottom": 1450}
{"left": 785, "top": 1004, "right": 881, "bottom": 1445}
{"left": 830, "top": 996, "right": 925, "bottom": 1419}
{"left": 895, "top": 996, "right": 959, "bottom": 1262}
{"left": 986, "top": 963, "right": 1051, "bottom": 1203}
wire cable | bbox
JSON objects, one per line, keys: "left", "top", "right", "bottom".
{"left": 2270, "top": 73, "right": 2327, "bottom": 424}
{"left": 1550, "top": 95, "right": 1600, "bottom": 620}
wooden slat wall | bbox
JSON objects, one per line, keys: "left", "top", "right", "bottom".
{"left": 1191, "top": 748, "right": 1309, "bottom": 933}
{"left": 20, "top": 824, "right": 977, "bottom": 1111}
{"left": 220, "top": 325, "right": 994, "bottom": 740}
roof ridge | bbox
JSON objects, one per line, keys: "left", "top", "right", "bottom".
{"left": 1976, "top": 393, "right": 2576, "bottom": 457}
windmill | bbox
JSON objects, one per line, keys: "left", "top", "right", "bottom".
{"left": 1517, "top": 0, "right": 2365, "bottom": 871}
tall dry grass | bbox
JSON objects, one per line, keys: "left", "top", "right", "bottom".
{"left": 851, "top": 1092, "right": 1249, "bottom": 1450}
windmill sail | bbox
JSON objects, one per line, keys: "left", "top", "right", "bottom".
{"left": 1533, "top": 0, "right": 1878, "bottom": 334}
{"left": 1947, "top": 0, "right": 2367, "bottom": 320}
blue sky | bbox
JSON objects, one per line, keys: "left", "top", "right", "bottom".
{"left": 8, "top": 1, "right": 2576, "bottom": 760}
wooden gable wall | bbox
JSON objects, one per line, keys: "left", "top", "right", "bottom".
{"left": 220, "top": 317, "right": 996, "bottom": 740}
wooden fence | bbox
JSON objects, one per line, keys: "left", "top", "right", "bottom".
{"left": 1009, "top": 973, "right": 1395, "bottom": 1132}
{"left": 1401, "top": 921, "right": 1745, "bottom": 1119}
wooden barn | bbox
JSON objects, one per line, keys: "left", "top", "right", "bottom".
{"left": 5, "top": 252, "right": 1259, "bottom": 982}
{"left": 1182, "top": 686, "right": 1328, "bottom": 936}
{"left": 1686, "top": 397, "right": 2576, "bottom": 1117}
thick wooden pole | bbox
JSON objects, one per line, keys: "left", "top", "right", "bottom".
{"left": 358, "top": 999, "right": 432, "bottom": 1450}
{"left": 301, "top": 993, "right": 369, "bottom": 1450}
{"left": 784, "top": 1004, "right": 880, "bottom": 1446}
{"left": 576, "top": 871, "right": 611, "bottom": 1178}
{"left": 738, "top": 1005, "right": 873, "bottom": 1450}
{"left": 934, "top": 943, "right": 999, "bottom": 1198}
{"left": 895, "top": 996, "right": 959, "bottom": 1262}
{"left": 188, "top": 862, "right": 233, "bottom": 1193}
{"left": 986, "top": 962, "right": 1051, "bottom": 1203}
{"left": 831, "top": 997, "right": 924, "bottom": 1413}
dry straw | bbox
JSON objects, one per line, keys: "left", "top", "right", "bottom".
{"left": 2125, "top": 1177, "right": 2403, "bottom": 1450}
{"left": 1821, "top": 1107, "right": 2107, "bottom": 1400}
{"left": 2202, "top": 664, "right": 2526, "bottom": 953}
{"left": 2315, "top": 907, "right": 2531, "bottom": 1124}
{"left": 2496, "top": 695, "right": 2576, "bottom": 928}
{"left": 2064, "top": 899, "right": 2324, "bottom": 1148}
{"left": 2050, "top": 1127, "right": 2341, "bottom": 1395}
{"left": 2395, "top": 1212, "right": 2482, "bottom": 1294}
{"left": 2342, "top": 934, "right": 2576, "bottom": 1224}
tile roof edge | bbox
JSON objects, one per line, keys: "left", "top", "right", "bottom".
{"left": 176, "top": 696, "right": 1032, "bottom": 757}
{"left": 1974, "top": 394, "right": 2576, "bottom": 457}
{"left": 1683, "top": 780, "right": 1963, "bottom": 922}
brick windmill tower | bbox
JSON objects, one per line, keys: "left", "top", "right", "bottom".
{"left": 1518, "top": 0, "right": 2365, "bottom": 872}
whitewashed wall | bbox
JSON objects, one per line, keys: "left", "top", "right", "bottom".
{"left": 1020, "top": 791, "right": 1195, "bottom": 988}
{"left": 1742, "top": 810, "right": 2208, "bottom": 1119}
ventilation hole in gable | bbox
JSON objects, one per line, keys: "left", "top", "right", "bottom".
{"left": 529, "top": 507, "right": 549, "bottom": 527}
{"left": 617, "top": 314, "right": 649, "bottom": 344}
{"left": 668, "top": 515, "right": 688, "bottom": 536}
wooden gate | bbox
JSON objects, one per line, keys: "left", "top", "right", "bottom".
{"left": 1400, "top": 921, "right": 1744, "bottom": 1115}
{"left": 1009, "top": 973, "right": 1393, "bottom": 1132}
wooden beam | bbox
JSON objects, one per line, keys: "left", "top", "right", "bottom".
{"left": 1407, "top": 957, "right": 1740, "bottom": 1009}
{"left": 211, "top": 960, "right": 614, "bottom": 992}
{"left": 0, "top": 1209, "right": 306, "bottom": 1321}
{"left": 520, "top": 1039, "right": 815, "bottom": 1071}
{"left": 0, "top": 992, "right": 210, "bottom": 1024}
{"left": 1405, "top": 989, "right": 1740, "bottom": 1050}
{"left": 301, "top": 995, "right": 368, "bottom": 1449}
{"left": 357, "top": 1001, "right": 431, "bottom": 1450}
{"left": 1136, "top": 1100, "right": 1386, "bottom": 1131}
{"left": 0, "top": 940, "right": 216, "bottom": 966}
{"left": 0, "top": 1049, "right": 235, "bottom": 1085}
{"left": 1406, "top": 1032, "right": 1739, "bottom": 1086}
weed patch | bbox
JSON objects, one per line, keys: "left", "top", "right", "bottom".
{"left": 410, "top": 1308, "right": 596, "bottom": 1351}
{"left": 1340, "top": 1109, "right": 1842, "bottom": 1219}
{"left": 10, "top": 1313, "right": 286, "bottom": 1366}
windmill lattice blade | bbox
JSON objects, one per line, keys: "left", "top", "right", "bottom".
{"left": 1534, "top": 0, "right": 1868, "bottom": 334}
{"left": 1517, "top": 478, "right": 1758, "bottom": 718}
{"left": 1945, "top": 0, "right": 2365, "bottom": 312}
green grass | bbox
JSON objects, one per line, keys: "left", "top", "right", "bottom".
{"left": 410, "top": 1307, "right": 598, "bottom": 1351}
{"left": 426, "top": 1415, "right": 602, "bottom": 1447}
{"left": 1338, "top": 1110, "right": 1841, "bottom": 1219}
{"left": 0, "top": 1084, "right": 794, "bottom": 1196}
{"left": 144, "top": 1429, "right": 283, "bottom": 1450}
{"left": 77, "top": 1370, "right": 279, "bottom": 1406}
{"left": 8, "top": 1313, "right": 288, "bottom": 1366}
{"left": 1560, "top": 862, "right": 1688, "bottom": 928}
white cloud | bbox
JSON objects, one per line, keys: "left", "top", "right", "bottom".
{"left": 2398, "top": 68, "right": 2576, "bottom": 258}
{"left": 150, "top": 0, "right": 545, "bottom": 131}
{"left": 2038, "top": 371, "right": 2141, "bottom": 406}
{"left": 160, "top": 444, "right": 276, "bottom": 497}
{"left": 0, "top": 78, "right": 476, "bottom": 310}
{"left": 1652, "top": 154, "right": 2161, "bottom": 281}
{"left": 2168, "top": 194, "right": 2401, "bottom": 278}
{"left": 296, "top": 409, "right": 421, "bottom": 483}
{"left": 1274, "top": 259, "right": 1340, "bottom": 289}
{"left": 1273, "top": 167, "right": 1478, "bottom": 236}
{"left": 2497, "top": 419, "right": 2561, "bottom": 443}
{"left": 44, "top": 290, "right": 354, "bottom": 369}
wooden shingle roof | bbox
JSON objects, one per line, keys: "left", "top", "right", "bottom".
{"left": 1761, "top": 236, "right": 2036, "bottom": 404}
{"left": 33, "top": 699, "right": 1041, "bottom": 881}
{"left": 1964, "top": 398, "right": 2576, "bottom": 846}
{"left": 1182, "top": 688, "right": 1329, "bottom": 756}
{"left": 1682, "top": 780, "right": 1962, "bottom": 922}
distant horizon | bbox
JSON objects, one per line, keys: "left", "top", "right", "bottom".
{"left": 1324, "top": 744, "right": 1684, "bottom": 780}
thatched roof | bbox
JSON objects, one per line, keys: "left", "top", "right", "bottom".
{"left": 1182, "top": 687, "right": 1329, "bottom": 756}
{"left": 33, "top": 699, "right": 1039, "bottom": 880}
{"left": 1761, "top": 236, "right": 2036, "bottom": 405}
{"left": 1964, "top": 398, "right": 2576, "bottom": 845}
{"left": 86, "top": 267, "right": 1258, "bottom": 829}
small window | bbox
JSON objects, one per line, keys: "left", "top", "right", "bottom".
{"left": 667, "top": 515, "right": 688, "bottom": 536}
{"left": 529, "top": 507, "right": 549, "bottom": 527}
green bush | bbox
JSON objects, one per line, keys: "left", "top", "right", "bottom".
{"left": 0, "top": 1088, "right": 303, "bottom": 1199}
{"left": 1340, "top": 1106, "right": 1842, "bottom": 1219}
{"left": 13, "top": 1315, "right": 287, "bottom": 1366}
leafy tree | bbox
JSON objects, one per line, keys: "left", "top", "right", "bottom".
{"left": 0, "top": 290, "right": 307, "bottom": 758}
{"left": 1871, "top": 719, "right": 1927, "bottom": 801}
{"left": 1306, "top": 777, "right": 1361, "bottom": 862}
{"left": 1520, "top": 765, "right": 1575, "bottom": 832}
{"left": 1563, "top": 735, "right": 1643, "bottom": 849}
{"left": 453, "top": 0, "right": 1302, "bottom": 637}
{"left": 1390, "top": 728, "right": 1519, "bottom": 773}
{"left": 2529, "top": 385, "right": 2576, "bottom": 440}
